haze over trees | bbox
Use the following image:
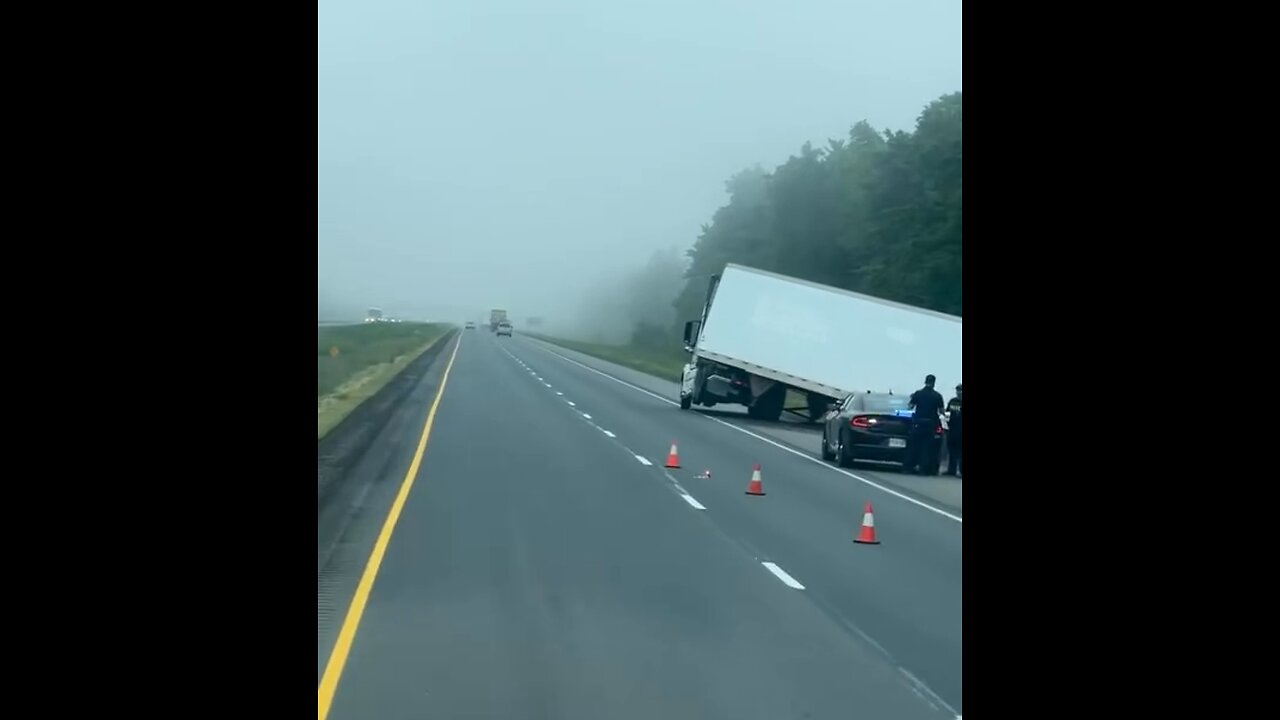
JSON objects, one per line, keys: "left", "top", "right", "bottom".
{"left": 571, "top": 91, "right": 961, "bottom": 352}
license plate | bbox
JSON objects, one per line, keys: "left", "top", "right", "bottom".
{"left": 888, "top": 438, "right": 906, "bottom": 448}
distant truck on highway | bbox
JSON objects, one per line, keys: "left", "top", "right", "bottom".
{"left": 677, "top": 264, "right": 962, "bottom": 422}
{"left": 489, "top": 309, "right": 508, "bottom": 332}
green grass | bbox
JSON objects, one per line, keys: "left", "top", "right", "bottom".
{"left": 317, "top": 322, "right": 451, "bottom": 439}
{"left": 526, "top": 333, "right": 687, "bottom": 382}
{"left": 529, "top": 332, "right": 813, "bottom": 413}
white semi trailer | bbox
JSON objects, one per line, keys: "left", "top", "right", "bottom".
{"left": 678, "top": 264, "right": 962, "bottom": 422}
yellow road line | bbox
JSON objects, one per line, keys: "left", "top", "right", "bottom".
{"left": 318, "top": 331, "right": 463, "bottom": 720}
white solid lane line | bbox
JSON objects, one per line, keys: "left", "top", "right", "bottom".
{"left": 514, "top": 346, "right": 709, "bottom": 516}
{"left": 761, "top": 562, "right": 805, "bottom": 590}
{"left": 509, "top": 341, "right": 961, "bottom": 716}
{"left": 530, "top": 341, "right": 961, "bottom": 524}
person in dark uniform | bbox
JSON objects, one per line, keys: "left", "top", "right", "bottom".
{"left": 945, "top": 383, "right": 962, "bottom": 476}
{"left": 904, "top": 374, "right": 945, "bottom": 474}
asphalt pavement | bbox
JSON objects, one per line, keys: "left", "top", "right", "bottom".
{"left": 521, "top": 334, "right": 962, "bottom": 513}
{"left": 319, "top": 330, "right": 962, "bottom": 720}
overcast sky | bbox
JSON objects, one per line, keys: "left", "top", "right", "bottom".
{"left": 318, "top": 0, "right": 962, "bottom": 322}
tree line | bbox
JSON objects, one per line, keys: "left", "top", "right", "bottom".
{"left": 580, "top": 91, "right": 961, "bottom": 352}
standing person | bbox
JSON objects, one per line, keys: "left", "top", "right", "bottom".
{"left": 946, "top": 383, "right": 962, "bottom": 477}
{"left": 904, "top": 374, "right": 945, "bottom": 474}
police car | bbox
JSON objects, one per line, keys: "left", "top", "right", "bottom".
{"left": 820, "top": 391, "right": 943, "bottom": 473}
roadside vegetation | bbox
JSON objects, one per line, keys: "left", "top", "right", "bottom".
{"left": 526, "top": 332, "right": 686, "bottom": 382}
{"left": 558, "top": 92, "right": 961, "bottom": 374}
{"left": 317, "top": 322, "right": 451, "bottom": 439}
{"left": 526, "top": 331, "right": 812, "bottom": 411}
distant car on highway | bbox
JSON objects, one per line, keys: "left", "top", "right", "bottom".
{"left": 820, "top": 391, "right": 942, "bottom": 473}
{"left": 465, "top": 321, "right": 476, "bottom": 330}
{"left": 496, "top": 321, "right": 513, "bottom": 337}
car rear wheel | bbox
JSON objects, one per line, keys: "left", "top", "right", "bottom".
{"left": 836, "top": 433, "right": 855, "bottom": 468}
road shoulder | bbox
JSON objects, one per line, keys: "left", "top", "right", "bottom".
{"left": 521, "top": 334, "right": 962, "bottom": 513}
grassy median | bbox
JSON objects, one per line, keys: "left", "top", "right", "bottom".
{"left": 526, "top": 333, "right": 687, "bottom": 382}
{"left": 318, "top": 322, "right": 451, "bottom": 439}
{"left": 528, "top": 332, "right": 812, "bottom": 412}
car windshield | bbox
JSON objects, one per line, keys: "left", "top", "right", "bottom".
{"left": 861, "top": 395, "right": 910, "bottom": 413}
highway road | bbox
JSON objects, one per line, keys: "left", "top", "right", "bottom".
{"left": 318, "top": 329, "right": 962, "bottom": 720}
{"left": 522, "top": 335, "right": 962, "bottom": 514}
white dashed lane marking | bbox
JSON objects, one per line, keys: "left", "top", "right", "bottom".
{"left": 761, "top": 562, "right": 805, "bottom": 590}
{"left": 680, "top": 493, "right": 707, "bottom": 511}
{"left": 508, "top": 346, "right": 719, "bottom": 521}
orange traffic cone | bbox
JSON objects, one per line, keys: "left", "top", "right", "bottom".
{"left": 664, "top": 441, "right": 681, "bottom": 469}
{"left": 853, "top": 501, "right": 879, "bottom": 544}
{"left": 745, "top": 464, "right": 766, "bottom": 496}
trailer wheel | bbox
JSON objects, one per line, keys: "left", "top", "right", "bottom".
{"left": 749, "top": 384, "right": 786, "bottom": 422}
{"left": 679, "top": 394, "right": 692, "bottom": 410}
